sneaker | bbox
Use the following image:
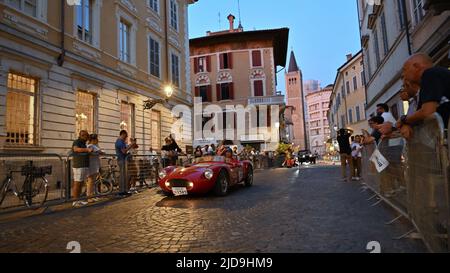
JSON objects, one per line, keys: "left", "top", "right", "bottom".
{"left": 88, "top": 197, "right": 101, "bottom": 203}
{"left": 72, "top": 201, "right": 88, "bottom": 207}
{"left": 355, "top": 177, "right": 361, "bottom": 181}
{"left": 341, "top": 178, "right": 348, "bottom": 182}
{"left": 128, "top": 188, "right": 139, "bottom": 194}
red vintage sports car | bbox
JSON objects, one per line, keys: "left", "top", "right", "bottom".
{"left": 158, "top": 156, "right": 254, "bottom": 196}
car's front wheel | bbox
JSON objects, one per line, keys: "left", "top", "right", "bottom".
{"left": 214, "top": 170, "right": 229, "bottom": 196}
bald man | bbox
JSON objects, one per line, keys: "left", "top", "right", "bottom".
{"left": 397, "top": 53, "right": 450, "bottom": 139}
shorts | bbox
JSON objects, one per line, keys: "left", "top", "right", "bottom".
{"left": 73, "top": 168, "right": 89, "bottom": 182}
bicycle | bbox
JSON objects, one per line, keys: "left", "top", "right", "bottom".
{"left": 136, "top": 158, "right": 160, "bottom": 188}
{"left": 0, "top": 162, "right": 51, "bottom": 208}
{"left": 94, "top": 158, "right": 119, "bottom": 196}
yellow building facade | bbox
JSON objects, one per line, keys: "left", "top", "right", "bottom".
{"left": 0, "top": 0, "right": 197, "bottom": 154}
{"left": 329, "top": 51, "right": 367, "bottom": 139}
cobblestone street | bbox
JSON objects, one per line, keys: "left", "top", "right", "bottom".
{"left": 0, "top": 166, "right": 426, "bottom": 253}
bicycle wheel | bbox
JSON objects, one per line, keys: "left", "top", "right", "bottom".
{"left": 95, "top": 178, "right": 113, "bottom": 196}
{"left": 32, "top": 177, "right": 49, "bottom": 208}
{"left": 23, "top": 176, "right": 33, "bottom": 208}
{"left": 0, "top": 178, "right": 11, "bottom": 206}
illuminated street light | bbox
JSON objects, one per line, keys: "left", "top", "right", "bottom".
{"left": 144, "top": 84, "right": 174, "bottom": 110}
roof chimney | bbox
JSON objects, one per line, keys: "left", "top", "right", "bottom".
{"left": 346, "top": 54, "right": 353, "bottom": 61}
{"left": 227, "top": 14, "right": 236, "bottom": 32}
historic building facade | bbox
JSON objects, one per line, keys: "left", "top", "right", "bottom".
{"left": 189, "top": 15, "right": 289, "bottom": 151}
{"left": 0, "top": 0, "right": 197, "bottom": 154}
{"left": 357, "top": 0, "right": 449, "bottom": 119}
{"left": 305, "top": 85, "right": 332, "bottom": 155}
{"left": 328, "top": 51, "right": 367, "bottom": 140}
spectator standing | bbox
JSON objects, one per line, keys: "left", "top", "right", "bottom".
{"left": 202, "top": 145, "right": 209, "bottom": 155}
{"left": 209, "top": 144, "right": 216, "bottom": 155}
{"left": 194, "top": 146, "right": 203, "bottom": 158}
{"left": 216, "top": 141, "right": 227, "bottom": 156}
{"left": 86, "top": 134, "right": 104, "bottom": 203}
{"left": 167, "top": 135, "right": 182, "bottom": 165}
{"left": 115, "top": 130, "right": 137, "bottom": 196}
{"left": 376, "top": 103, "right": 398, "bottom": 137}
{"left": 128, "top": 138, "right": 139, "bottom": 193}
{"left": 351, "top": 135, "right": 363, "bottom": 181}
{"left": 337, "top": 128, "right": 353, "bottom": 181}
{"left": 232, "top": 146, "right": 238, "bottom": 156}
{"left": 161, "top": 137, "right": 172, "bottom": 168}
{"left": 363, "top": 116, "right": 384, "bottom": 145}
{"left": 71, "top": 130, "right": 93, "bottom": 207}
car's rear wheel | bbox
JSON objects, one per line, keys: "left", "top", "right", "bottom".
{"left": 214, "top": 170, "right": 229, "bottom": 196}
{"left": 244, "top": 167, "right": 253, "bottom": 187}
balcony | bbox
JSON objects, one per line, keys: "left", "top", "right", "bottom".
{"left": 248, "top": 95, "right": 285, "bottom": 106}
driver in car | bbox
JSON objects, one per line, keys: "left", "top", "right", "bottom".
{"left": 224, "top": 148, "right": 239, "bottom": 164}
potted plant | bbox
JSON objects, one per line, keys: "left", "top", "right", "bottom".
{"left": 274, "top": 142, "right": 292, "bottom": 168}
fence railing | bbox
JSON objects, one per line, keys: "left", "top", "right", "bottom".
{"left": 0, "top": 153, "right": 66, "bottom": 210}
{"left": 0, "top": 152, "right": 193, "bottom": 212}
{"left": 361, "top": 113, "right": 450, "bottom": 252}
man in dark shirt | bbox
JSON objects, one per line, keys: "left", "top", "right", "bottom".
{"left": 397, "top": 53, "right": 450, "bottom": 139}
{"left": 115, "top": 130, "right": 137, "bottom": 195}
{"left": 365, "top": 116, "right": 384, "bottom": 144}
{"left": 337, "top": 128, "right": 353, "bottom": 181}
{"left": 72, "top": 130, "right": 93, "bottom": 207}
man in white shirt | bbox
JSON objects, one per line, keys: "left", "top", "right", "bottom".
{"left": 376, "top": 103, "right": 397, "bottom": 138}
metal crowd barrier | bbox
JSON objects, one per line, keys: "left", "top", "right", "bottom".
{"left": 0, "top": 153, "right": 66, "bottom": 210}
{"left": 361, "top": 113, "right": 450, "bottom": 252}
{"left": 407, "top": 114, "right": 450, "bottom": 252}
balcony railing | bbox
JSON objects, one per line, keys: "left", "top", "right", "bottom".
{"left": 248, "top": 95, "right": 285, "bottom": 106}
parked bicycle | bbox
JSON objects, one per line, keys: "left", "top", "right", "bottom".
{"left": 0, "top": 161, "right": 51, "bottom": 208}
{"left": 136, "top": 158, "right": 160, "bottom": 188}
{"left": 94, "top": 158, "right": 119, "bottom": 196}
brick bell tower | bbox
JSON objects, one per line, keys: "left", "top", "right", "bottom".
{"left": 285, "top": 51, "right": 307, "bottom": 150}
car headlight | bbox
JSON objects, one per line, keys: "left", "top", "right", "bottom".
{"left": 159, "top": 169, "right": 167, "bottom": 179}
{"left": 204, "top": 169, "right": 214, "bottom": 180}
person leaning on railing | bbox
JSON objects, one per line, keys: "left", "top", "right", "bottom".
{"left": 362, "top": 116, "right": 384, "bottom": 145}
{"left": 394, "top": 53, "right": 450, "bottom": 139}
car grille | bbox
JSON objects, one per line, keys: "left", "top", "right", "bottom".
{"left": 169, "top": 179, "right": 189, "bottom": 187}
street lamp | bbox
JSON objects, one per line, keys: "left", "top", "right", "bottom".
{"left": 142, "top": 84, "right": 174, "bottom": 151}
{"left": 144, "top": 84, "right": 174, "bottom": 110}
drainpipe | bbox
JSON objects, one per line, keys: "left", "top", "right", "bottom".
{"left": 164, "top": 0, "right": 170, "bottom": 85}
{"left": 57, "top": 0, "right": 66, "bottom": 66}
{"left": 401, "top": 0, "right": 413, "bottom": 55}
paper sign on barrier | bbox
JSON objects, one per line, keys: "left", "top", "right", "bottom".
{"left": 369, "top": 148, "right": 390, "bottom": 173}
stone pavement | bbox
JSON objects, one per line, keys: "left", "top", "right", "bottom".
{"left": 0, "top": 165, "right": 426, "bottom": 253}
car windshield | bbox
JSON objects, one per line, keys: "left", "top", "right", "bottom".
{"left": 195, "top": 156, "right": 226, "bottom": 164}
